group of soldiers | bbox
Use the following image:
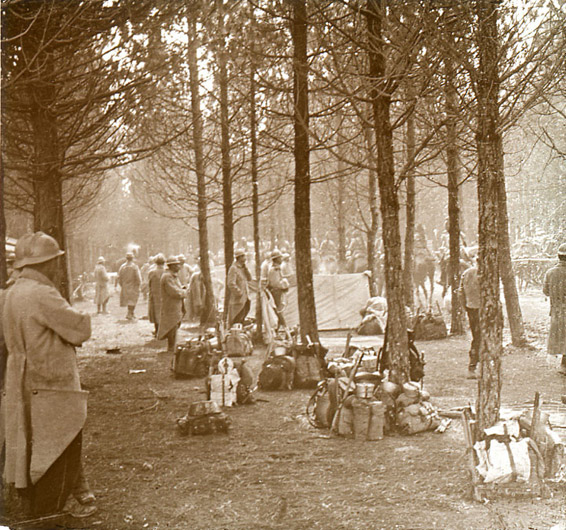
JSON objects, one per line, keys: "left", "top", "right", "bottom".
{"left": 93, "top": 252, "right": 197, "bottom": 354}
{"left": 92, "top": 246, "right": 294, "bottom": 354}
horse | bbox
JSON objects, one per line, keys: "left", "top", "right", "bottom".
{"left": 414, "top": 254, "right": 436, "bottom": 308}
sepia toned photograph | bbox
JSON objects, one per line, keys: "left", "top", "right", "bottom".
{"left": 1, "top": 0, "right": 565, "bottom": 528}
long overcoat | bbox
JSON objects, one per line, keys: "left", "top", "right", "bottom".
{"left": 157, "top": 270, "right": 185, "bottom": 339}
{"left": 226, "top": 261, "right": 250, "bottom": 326}
{"left": 543, "top": 261, "right": 566, "bottom": 355}
{"left": 148, "top": 265, "right": 165, "bottom": 324}
{"left": 118, "top": 260, "right": 141, "bottom": 307}
{"left": 0, "top": 268, "right": 91, "bottom": 489}
{"left": 94, "top": 263, "right": 110, "bottom": 305}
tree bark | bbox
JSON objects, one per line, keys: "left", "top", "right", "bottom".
{"left": 444, "top": 48, "right": 465, "bottom": 335}
{"left": 496, "top": 147, "right": 527, "bottom": 346}
{"left": 28, "top": 68, "right": 71, "bottom": 300}
{"left": 366, "top": 0, "right": 409, "bottom": 384}
{"left": 336, "top": 161, "right": 347, "bottom": 272}
{"left": 187, "top": 14, "right": 216, "bottom": 329}
{"left": 363, "top": 119, "right": 380, "bottom": 298}
{"left": 475, "top": 0, "right": 503, "bottom": 432}
{"left": 0, "top": 156, "right": 6, "bottom": 289}
{"left": 216, "top": 0, "right": 234, "bottom": 320}
{"left": 292, "top": 0, "right": 318, "bottom": 343}
{"left": 250, "top": 32, "right": 264, "bottom": 343}
{"left": 403, "top": 103, "right": 416, "bottom": 310}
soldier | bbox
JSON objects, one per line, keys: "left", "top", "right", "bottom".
{"left": 94, "top": 256, "right": 110, "bottom": 314}
{"left": 1, "top": 232, "right": 97, "bottom": 520}
{"left": 543, "top": 243, "right": 566, "bottom": 376}
{"left": 158, "top": 256, "right": 187, "bottom": 354}
{"left": 226, "top": 248, "right": 251, "bottom": 328}
{"left": 459, "top": 258, "right": 481, "bottom": 380}
{"left": 148, "top": 254, "right": 166, "bottom": 336}
{"left": 118, "top": 252, "right": 141, "bottom": 320}
{"left": 267, "top": 249, "right": 290, "bottom": 331}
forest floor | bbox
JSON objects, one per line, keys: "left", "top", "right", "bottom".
{"left": 27, "top": 287, "right": 566, "bottom": 529}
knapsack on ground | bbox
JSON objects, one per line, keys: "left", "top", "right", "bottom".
{"left": 291, "top": 341, "right": 329, "bottom": 389}
{"left": 412, "top": 307, "right": 447, "bottom": 341}
{"left": 172, "top": 338, "right": 213, "bottom": 379}
{"left": 257, "top": 355, "right": 295, "bottom": 390}
{"left": 377, "top": 327, "right": 425, "bottom": 382}
{"left": 357, "top": 313, "right": 385, "bottom": 335}
{"left": 224, "top": 324, "right": 253, "bottom": 357}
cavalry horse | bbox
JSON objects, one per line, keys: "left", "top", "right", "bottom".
{"left": 414, "top": 253, "right": 436, "bottom": 308}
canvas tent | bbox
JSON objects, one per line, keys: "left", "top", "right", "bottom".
{"left": 284, "top": 273, "right": 371, "bottom": 331}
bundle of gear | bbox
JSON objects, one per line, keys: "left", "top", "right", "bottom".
{"left": 206, "top": 357, "right": 256, "bottom": 407}
{"left": 306, "top": 341, "right": 447, "bottom": 440}
{"left": 176, "top": 400, "right": 231, "bottom": 436}
{"left": 258, "top": 334, "right": 329, "bottom": 391}
{"left": 171, "top": 333, "right": 220, "bottom": 379}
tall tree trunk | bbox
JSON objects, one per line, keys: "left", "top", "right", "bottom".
{"left": 292, "top": 0, "right": 318, "bottom": 343}
{"left": 475, "top": 0, "right": 503, "bottom": 431}
{"left": 336, "top": 160, "right": 346, "bottom": 271}
{"left": 0, "top": 156, "right": 6, "bottom": 289}
{"left": 497, "top": 148, "right": 526, "bottom": 345}
{"left": 403, "top": 99, "right": 416, "bottom": 310}
{"left": 363, "top": 119, "right": 379, "bottom": 298}
{"left": 366, "top": 0, "right": 409, "bottom": 384}
{"left": 444, "top": 47, "right": 465, "bottom": 335}
{"left": 250, "top": 31, "right": 263, "bottom": 343}
{"left": 187, "top": 14, "right": 215, "bottom": 329}
{"left": 28, "top": 74, "right": 71, "bottom": 300}
{"left": 216, "top": 0, "right": 234, "bottom": 319}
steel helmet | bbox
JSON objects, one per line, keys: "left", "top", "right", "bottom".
{"left": 271, "top": 249, "right": 283, "bottom": 260}
{"left": 13, "top": 232, "right": 65, "bottom": 268}
{"left": 166, "top": 255, "right": 181, "bottom": 266}
{"left": 234, "top": 248, "right": 246, "bottom": 258}
{"left": 558, "top": 243, "right": 566, "bottom": 257}
{"left": 154, "top": 253, "right": 166, "bottom": 265}
{"left": 97, "top": 256, "right": 105, "bottom": 264}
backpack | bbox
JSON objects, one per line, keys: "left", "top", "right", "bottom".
{"left": 291, "top": 342, "right": 329, "bottom": 389}
{"left": 224, "top": 325, "right": 253, "bottom": 357}
{"left": 257, "top": 355, "right": 295, "bottom": 391}
{"left": 235, "top": 360, "right": 255, "bottom": 404}
{"left": 357, "top": 313, "right": 385, "bottom": 335}
{"left": 377, "top": 328, "right": 425, "bottom": 382}
{"left": 172, "top": 338, "right": 212, "bottom": 379}
{"left": 412, "top": 308, "right": 447, "bottom": 341}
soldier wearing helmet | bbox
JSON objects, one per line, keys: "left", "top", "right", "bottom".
{"left": 226, "top": 248, "right": 252, "bottom": 328}
{"left": 1, "top": 232, "right": 97, "bottom": 519}
{"left": 118, "top": 251, "right": 142, "bottom": 321}
{"left": 94, "top": 256, "right": 110, "bottom": 314}
{"left": 148, "top": 254, "right": 166, "bottom": 337}
{"left": 543, "top": 243, "right": 566, "bottom": 376}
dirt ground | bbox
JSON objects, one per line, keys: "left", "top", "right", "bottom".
{"left": 37, "top": 287, "right": 566, "bottom": 529}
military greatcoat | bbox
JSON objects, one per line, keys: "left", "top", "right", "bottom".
{"left": 118, "top": 260, "right": 141, "bottom": 307}
{"left": 0, "top": 268, "right": 91, "bottom": 490}
{"left": 543, "top": 261, "right": 566, "bottom": 355}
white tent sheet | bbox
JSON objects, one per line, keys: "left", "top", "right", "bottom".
{"left": 284, "top": 273, "right": 370, "bottom": 330}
